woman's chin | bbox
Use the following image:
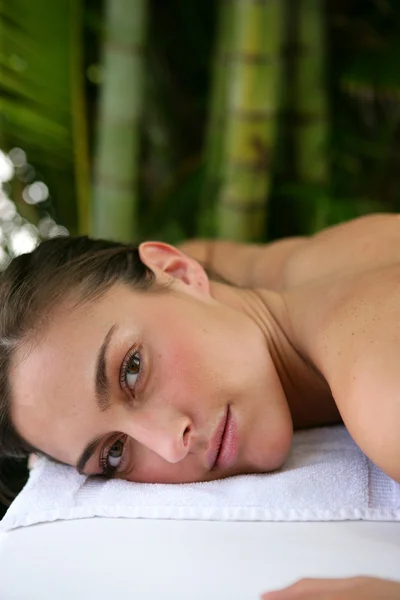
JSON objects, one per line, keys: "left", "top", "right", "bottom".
{"left": 246, "top": 428, "right": 293, "bottom": 474}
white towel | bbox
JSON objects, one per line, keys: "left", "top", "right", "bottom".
{"left": 1, "top": 426, "right": 400, "bottom": 531}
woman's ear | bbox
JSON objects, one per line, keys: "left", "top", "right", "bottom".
{"left": 138, "top": 241, "right": 210, "bottom": 294}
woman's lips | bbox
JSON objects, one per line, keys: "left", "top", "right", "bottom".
{"left": 214, "top": 405, "right": 238, "bottom": 469}
{"left": 207, "top": 405, "right": 239, "bottom": 470}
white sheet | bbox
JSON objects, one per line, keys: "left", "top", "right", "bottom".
{"left": 0, "top": 518, "right": 399, "bottom": 600}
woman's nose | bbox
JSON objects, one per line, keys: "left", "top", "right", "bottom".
{"left": 127, "top": 409, "right": 192, "bottom": 463}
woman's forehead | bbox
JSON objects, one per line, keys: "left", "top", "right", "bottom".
{"left": 9, "top": 303, "right": 114, "bottom": 458}
{"left": 39, "top": 283, "right": 153, "bottom": 333}
{"left": 12, "top": 317, "right": 98, "bottom": 404}
{"left": 72, "top": 281, "right": 172, "bottom": 320}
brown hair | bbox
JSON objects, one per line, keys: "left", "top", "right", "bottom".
{"left": 0, "top": 235, "right": 156, "bottom": 504}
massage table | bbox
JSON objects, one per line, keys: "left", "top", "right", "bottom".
{"left": 0, "top": 518, "right": 399, "bottom": 599}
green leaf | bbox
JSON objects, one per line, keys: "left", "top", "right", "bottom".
{"left": 0, "top": 0, "right": 89, "bottom": 233}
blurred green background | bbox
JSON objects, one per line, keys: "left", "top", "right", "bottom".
{"left": 1, "top": 0, "right": 400, "bottom": 512}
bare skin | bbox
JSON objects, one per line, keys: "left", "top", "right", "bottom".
{"left": 261, "top": 576, "right": 400, "bottom": 599}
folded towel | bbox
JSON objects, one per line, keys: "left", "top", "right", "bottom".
{"left": 1, "top": 426, "right": 400, "bottom": 531}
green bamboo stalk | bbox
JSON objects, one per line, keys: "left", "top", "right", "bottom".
{"left": 216, "top": 0, "right": 284, "bottom": 242}
{"left": 295, "top": 0, "right": 330, "bottom": 232}
{"left": 198, "top": 0, "right": 235, "bottom": 237}
{"left": 92, "top": 0, "right": 147, "bottom": 242}
{"left": 70, "top": 0, "right": 91, "bottom": 236}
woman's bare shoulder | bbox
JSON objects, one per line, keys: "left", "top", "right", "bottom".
{"left": 287, "top": 262, "right": 400, "bottom": 483}
{"left": 284, "top": 212, "right": 400, "bottom": 288}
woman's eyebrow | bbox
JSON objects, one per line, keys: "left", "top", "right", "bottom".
{"left": 95, "top": 324, "right": 117, "bottom": 412}
{"left": 76, "top": 435, "right": 103, "bottom": 474}
{"left": 75, "top": 324, "right": 118, "bottom": 474}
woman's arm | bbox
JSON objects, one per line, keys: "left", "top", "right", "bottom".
{"left": 261, "top": 576, "right": 400, "bottom": 599}
{"left": 178, "top": 237, "right": 307, "bottom": 290}
{"left": 180, "top": 213, "right": 400, "bottom": 291}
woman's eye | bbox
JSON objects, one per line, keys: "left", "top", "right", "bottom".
{"left": 100, "top": 435, "right": 128, "bottom": 476}
{"left": 107, "top": 438, "right": 124, "bottom": 468}
{"left": 120, "top": 345, "right": 144, "bottom": 395}
{"left": 125, "top": 352, "right": 141, "bottom": 390}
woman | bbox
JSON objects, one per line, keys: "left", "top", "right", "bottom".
{"left": 1, "top": 212, "right": 400, "bottom": 598}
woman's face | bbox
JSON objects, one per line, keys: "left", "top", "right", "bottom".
{"left": 10, "top": 243, "right": 293, "bottom": 483}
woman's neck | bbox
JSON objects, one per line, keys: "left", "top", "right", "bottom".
{"left": 210, "top": 281, "right": 341, "bottom": 429}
